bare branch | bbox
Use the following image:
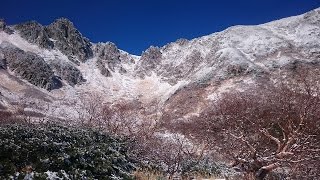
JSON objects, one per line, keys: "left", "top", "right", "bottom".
{"left": 260, "top": 128, "right": 282, "bottom": 153}
{"left": 230, "top": 133, "right": 257, "bottom": 158}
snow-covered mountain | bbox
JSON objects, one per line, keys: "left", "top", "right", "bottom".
{"left": 0, "top": 8, "right": 319, "bottom": 121}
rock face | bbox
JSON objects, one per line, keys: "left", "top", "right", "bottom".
{"left": 93, "top": 42, "right": 124, "bottom": 77}
{"left": 135, "top": 46, "right": 162, "bottom": 77}
{"left": 0, "top": 19, "right": 5, "bottom": 31}
{"left": 160, "top": 49, "right": 204, "bottom": 84}
{"left": 12, "top": 18, "right": 93, "bottom": 63}
{"left": 0, "top": 52, "right": 6, "bottom": 69}
{"left": 0, "top": 44, "right": 60, "bottom": 90}
{"left": 48, "top": 61, "right": 85, "bottom": 86}
{"left": 0, "top": 19, "right": 13, "bottom": 34}
{"left": 45, "top": 18, "right": 93, "bottom": 63}
{"left": 14, "top": 21, "right": 54, "bottom": 49}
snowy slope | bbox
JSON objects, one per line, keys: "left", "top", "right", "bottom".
{"left": 135, "top": 7, "right": 319, "bottom": 85}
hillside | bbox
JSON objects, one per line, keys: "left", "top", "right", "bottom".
{"left": 0, "top": 7, "right": 319, "bottom": 179}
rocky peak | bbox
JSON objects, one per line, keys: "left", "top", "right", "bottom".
{"left": 302, "top": 7, "right": 320, "bottom": 25}
{"left": 0, "top": 19, "right": 13, "bottom": 34}
{"left": 141, "top": 46, "right": 162, "bottom": 61}
{"left": 94, "top": 42, "right": 120, "bottom": 61}
{"left": 175, "top": 38, "right": 189, "bottom": 46}
{"left": 134, "top": 46, "right": 162, "bottom": 77}
{"left": 93, "top": 42, "right": 124, "bottom": 77}
{"left": 14, "top": 21, "right": 54, "bottom": 49}
{"left": 45, "top": 18, "right": 93, "bottom": 63}
{"left": 0, "top": 19, "right": 6, "bottom": 31}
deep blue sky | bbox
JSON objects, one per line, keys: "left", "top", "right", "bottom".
{"left": 1, "top": 0, "right": 319, "bottom": 55}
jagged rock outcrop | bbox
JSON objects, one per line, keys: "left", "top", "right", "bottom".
{"left": 0, "top": 43, "right": 60, "bottom": 90}
{"left": 0, "top": 19, "right": 13, "bottom": 34}
{"left": 12, "top": 18, "right": 93, "bottom": 63}
{"left": 140, "top": 46, "right": 162, "bottom": 69}
{"left": 93, "top": 42, "right": 125, "bottom": 77}
{"left": 14, "top": 21, "right": 54, "bottom": 49}
{"left": 96, "top": 59, "right": 111, "bottom": 77}
{"left": 135, "top": 46, "right": 162, "bottom": 77}
{"left": 0, "top": 59, "right": 6, "bottom": 70}
{"left": 175, "top": 38, "right": 189, "bottom": 46}
{"left": 48, "top": 61, "right": 85, "bottom": 86}
{"left": 0, "top": 51, "right": 6, "bottom": 69}
{"left": 45, "top": 18, "right": 93, "bottom": 63}
{"left": 160, "top": 50, "right": 203, "bottom": 84}
{"left": 0, "top": 19, "right": 5, "bottom": 31}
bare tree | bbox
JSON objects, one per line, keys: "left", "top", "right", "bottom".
{"left": 75, "top": 92, "right": 104, "bottom": 127}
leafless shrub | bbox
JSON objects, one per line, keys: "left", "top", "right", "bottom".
{"left": 0, "top": 110, "right": 13, "bottom": 124}
{"left": 180, "top": 66, "right": 320, "bottom": 179}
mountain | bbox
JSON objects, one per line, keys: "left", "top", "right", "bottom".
{"left": 0, "top": 7, "right": 320, "bottom": 180}
{"left": 0, "top": 8, "right": 319, "bottom": 121}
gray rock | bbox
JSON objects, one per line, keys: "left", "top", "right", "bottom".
{"left": 0, "top": 59, "right": 7, "bottom": 70}
{"left": 93, "top": 42, "right": 123, "bottom": 76}
{"left": 0, "top": 51, "right": 6, "bottom": 69}
{"left": 140, "top": 46, "right": 162, "bottom": 69}
{"left": 176, "top": 38, "right": 189, "bottom": 46}
{"left": 96, "top": 59, "right": 111, "bottom": 77}
{"left": 0, "top": 45, "right": 61, "bottom": 90}
{"left": 94, "top": 42, "right": 121, "bottom": 71}
{"left": 45, "top": 18, "right": 93, "bottom": 62}
{"left": 134, "top": 46, "right": 162, "bottom": 77}
{"left": 0, "top": 19, "right": 14, "bottom": 34}
{"left": 0, "top": 19, "right": 5, "bottom": 31}
{"left": 49, "top": 60, "right": 85, "bottom": 86}
{"left": 160, "top": 50, "right": 203, "bottom": 84}
{"left": 14, "top": 21, "right": 54, "bottom": 49}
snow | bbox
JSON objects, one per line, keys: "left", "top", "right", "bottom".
{"left": 262, "top": 8, "right": 320, "bottom": 50}
{"left": 48, "top": 38, "right": 57, "bottom": 42}
{"left": 144, "top": 9, "right": 320, "bottom": 87}
{"left": 0, "top": 31, "right": 70, "bottom": 64}
{"left": 155, "top": 131, "right": 194, "bottom": 148}
{"left": 77, "top": 58, "right": 187, "bottom": 104}
{"left": 45, "top": 171, "right": 60, "bottom": 180}
{"left": 45, "top": 170, "right": 69, "bottom": 180}
{"left": 0, "top": 8, "right": 319, "bottom": 123}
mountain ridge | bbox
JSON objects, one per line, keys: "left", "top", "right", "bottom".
{"left": 0, "top": 7, "right": 319, "bottom": 121}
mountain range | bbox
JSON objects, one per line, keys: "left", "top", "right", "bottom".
{"left": 0, "top": 8, "right": 319, "bottom": 123}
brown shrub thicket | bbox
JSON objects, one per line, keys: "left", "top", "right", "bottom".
{"left": 178, "top": 66, "right": 320, "bottom": 179}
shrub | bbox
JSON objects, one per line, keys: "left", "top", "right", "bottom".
{"left": 0, "top": 123, "right": 135, "bottom": 179}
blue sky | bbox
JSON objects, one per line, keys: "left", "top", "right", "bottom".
{"left": 1, "top": 0, "right": 319, "bottom": 55}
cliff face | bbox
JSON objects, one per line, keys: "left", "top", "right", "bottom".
{"left": 45, "top": 18, "right": 93, "bottom": 63}
{"left": 14, "top": 21, "right": 54, "bottom": 49}
{"left": 0, "top": 44, "right": 59, "bottom": 90}
{"left": 13, "top": 18, "right": 93, "bottom": 64}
